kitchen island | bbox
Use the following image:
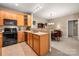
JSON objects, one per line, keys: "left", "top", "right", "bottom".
{"left": 25, "top": 31, "right": 49, "bottom": 56}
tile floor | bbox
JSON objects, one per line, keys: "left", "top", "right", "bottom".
{"left": 51, "top": 37, "right": 79, "bottom": 56}
{"left": 1, "top": 42, "right": 68, "bottom": 56}
{"left": 46, "top": 47, "right": 68, "bottom": 56}
{"left": 1, "top": 38, "right": 79, "bottom": 56}
{"left": 2, "top": 42, "right": 37, "bottom": 56}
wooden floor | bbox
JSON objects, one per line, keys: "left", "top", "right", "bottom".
{"left": 2, "top": 42, "right": 37, "bottom": 56}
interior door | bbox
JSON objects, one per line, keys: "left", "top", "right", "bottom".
{"left": 68, "top": 21, "right": 73, "bottom": 37}
{"left": 73, "top": 20, "right": 78, "bottom": 36}
{"left": 68, "top": 20, "right": 78, "bottom": 37}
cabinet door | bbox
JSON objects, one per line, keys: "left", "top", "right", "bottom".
{"left": 17, "top": 14, "right": 24, "bottom": 26}
{"left": 27, "top": 15, "right": 32, "bottom": 26}
{"left": 27, "top": 33, "right": 32, "bottom": 47}
{"left": 4, "top": 12, "right": 10, "bottom": 19}
{"left": 0, "top": 17, "right": 3, "bottom": 25}
{"left": 0, "top": 11, "right": 5, "bottom": 18}
{"left": 29, "top": 33, "right": 32, "bottom": 47}
{"left": 33, "top": 35, "right": 40, "bottom": 55}
{"left": 0, "top": 33, "right": 2, "bottom": 48}
{"left": 40, "top": 35, "right": 49, "bottom": 55}
{"left": 18, "top": 32, "right": 25, "bottom": 43}
{"left": 11, "top": 13, "right": 17, "bottom": 19}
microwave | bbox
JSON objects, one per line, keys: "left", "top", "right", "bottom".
{"left": 4, "top": 19, "right": 17, "bottom": 26}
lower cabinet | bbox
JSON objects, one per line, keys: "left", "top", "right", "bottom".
{"left": 18, "top": 32, "right": 25, "bottom": 43}
{"left": 0, "top": 17, "right": 3, "bottom": 25}
{"left": 32, "top": 35, "right": 40, "bottom": 55}
{"left": 23, "top": 32, "right": 49, "bottom": 56}
{"left": 28, "top": 33, "right": 32, "bottom": 47}
{"left": 32, "top": 34, "right": 49, "bottom": 56}
{"left": 0, "top": 33, "right": 2, "bottom": 48}
{"left": 25, "top": 32, "right": 33, "bottom": 47}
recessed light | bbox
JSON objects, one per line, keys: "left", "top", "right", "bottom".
{"left": 15, "top": 4, "right": 19, "bottom": 6}
{"left": 33, "top": 4, "right": 43, "bottom": 13}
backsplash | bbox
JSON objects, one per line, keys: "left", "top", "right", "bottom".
{"left": 0, "top": 26, "right": 3, "bottom": 32}
{"left": 0, "top": 26, "right": 31, "bottom": 32}
{"left": 18, "top": 26, "right": 27, "bottom": 31}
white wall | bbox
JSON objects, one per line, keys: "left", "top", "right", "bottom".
{"left": 47, "top": 13, "right": 79, "bottom": 38}
{"left": 32, "top": 15, "right": 47, "bottom": 28}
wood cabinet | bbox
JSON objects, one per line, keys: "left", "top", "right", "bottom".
{"left": 18, "top": 32, "right": 25, "bottom": 43}
{"left": 0, "top": 11, "right": 4, "bottom": 25}
{"left": 17, "top": 14, "right": 24, "bottom": 26}
{"left": 24, "top": 14, "right": 32, "bottom": 26}
{"left": 4, "top": 12, "right": 11, "bottom": 19}
{"left": 32, "top": 35, "right": 40, "bottom": 55}
{"left": 3, "top": 11, "right": 17, "bottom": 19}
{"left": 0, "top": 17, "right": 4, "bottom": 25}
{"left": 27, "top": 15, "right": 32, "bottom": 26}
{"left": 0, "top": 11, "right": 5, "bottom": 18}
{"left": 0, "top": 10, "right": 32, "bottom": 26}
{"left": 29, "top": 33, "right": 32, "bottom": 47}
{"left": 32, "top": 34, "right": 49, "bottom": 55}
{"left": 27, "top": 32, "right": 32, "bottom": 47}
{"left": 0, "top": 33, "right": 2, "bottom": 48}
{"left": 25, "top": 32, "right": 33, "bottom": 47}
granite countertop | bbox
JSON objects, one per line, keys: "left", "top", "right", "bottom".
{"left": 24, "top": 30, "right": 32, "bottom": 33}
{"left": 24, "top": 30, "right": 48, "bottom": 36}
{"left": 33, "top": 32, "right": 48, "bottom": 36}
{"left": 0, "top": 30, "right": 48, "bottom": 36}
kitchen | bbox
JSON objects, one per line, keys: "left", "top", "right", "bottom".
{"left": 0, "top": 6, "right": 49, "bottom": 56}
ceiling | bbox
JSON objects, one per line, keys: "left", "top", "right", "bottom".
{"left": 0, "top": 3, "right": 79, "bottom": 19}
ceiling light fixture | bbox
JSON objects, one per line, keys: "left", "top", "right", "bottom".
{"left": 15, "top": 4, "right": 19, "bottom": 6}
{"left": 48, "top": 12, "right": 55, "bottom": 25}
{"left": 33, "top": 4, "right": 42, "bottom": 13}
{"left": 48, "top": 22, "right": 55, "bottom": 25}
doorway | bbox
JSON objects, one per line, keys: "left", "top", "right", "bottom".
{"left": 68, "top": 20, "right": 78, "bottom": 38}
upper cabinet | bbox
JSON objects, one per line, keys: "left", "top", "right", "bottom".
{"left": 4, "top": 12, "right": 16, "bottom": 20}
{"left": 0, "top": 11, "right": 5, "bottom": 18}
{"left": 4, "top": 11, "right": 17, "bottom": 20}
{"left": 28, "top": 15, "right": 32, "bottom": 26}
{"left": 0, "top": 11, "right": 17, "bottom": 19}
{"left": 24, "top": 14, "right": 32, "bottom": 26}
{"left": 0, "top": 11, "right": 4, "bottom": 25}
{"left": 17, "top": 14, "right": 24, "bottom": 26}
{"left": 0, "top": 10, "right": 32, "bottom": 26}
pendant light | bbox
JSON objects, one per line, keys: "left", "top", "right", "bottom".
{"left": 48, "top": 12, "right": 55, "bottom": 25}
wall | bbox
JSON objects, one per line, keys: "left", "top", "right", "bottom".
{"left": 32, "top": 15, "right": 47, "bottom": 28}
{"left": 47, "top": 13, "right": 79, "bottom": 39}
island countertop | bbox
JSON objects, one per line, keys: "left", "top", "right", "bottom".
{"left": 24, "top": 31, "right": 48, "bottom": 36}
{"left": 33, "top": 32, "right": 48, "bottom": 36}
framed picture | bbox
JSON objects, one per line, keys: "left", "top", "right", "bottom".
{"left": 33, "top": 21, "right": 36, "bottom": 25}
